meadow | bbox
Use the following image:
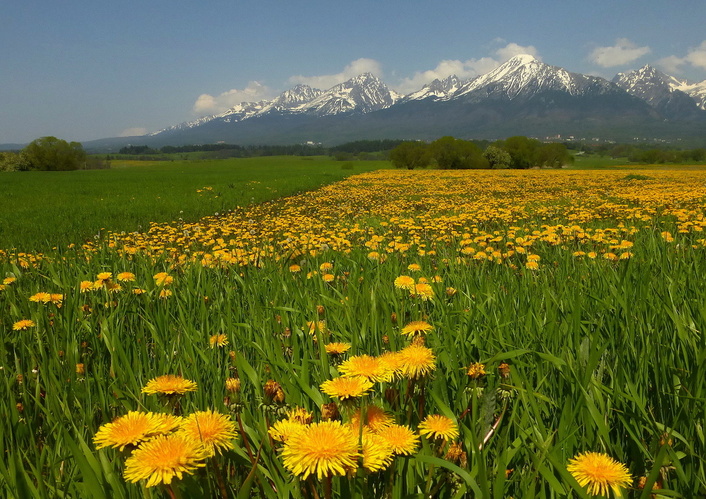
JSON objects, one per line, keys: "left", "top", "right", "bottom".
{"left": 1, "top": 165, "right": 706, "bottom": 498}
{"left": 0, "top": 156, "right": 384, "bottom": 251}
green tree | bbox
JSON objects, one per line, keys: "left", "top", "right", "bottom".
{"left": 22, "top": 136, "right": 87, "bottom": 171}
{"left": 483, "top": 145, "right": 512, "bottom": 169}
{"left": 389, "top": 141, "right": 431, "bottom": 169}
{"left": 536, "top": 143, "right": 573, "bottom": 168}
{"left": 430, "top": 136, "right": 489, "bottom": 169}
{"left": 0, "top": 151, "right": 30, "bottom": 171}
{"left": 495, "top": 136, "right": 541, "bottom": 169}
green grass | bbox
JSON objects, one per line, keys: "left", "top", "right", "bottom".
{"left": 0, "top": 156, "right": 387, "bottom": 252}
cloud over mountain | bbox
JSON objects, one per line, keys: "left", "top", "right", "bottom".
{"left": 193, "top": 81, "right": 273, "bottom": 115}
{"left": 590, "top": 38, "right": 650, "bottom": 67}
{"left": 287, "top": 58, "right": 383, "bottom": 90}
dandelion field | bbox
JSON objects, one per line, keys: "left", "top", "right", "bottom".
{"left": 2, "top": 167, "right": 706, "bottom": 498}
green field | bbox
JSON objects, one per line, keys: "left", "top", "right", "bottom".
{"left": 0, "top": 156, "right": 386, "bottom": 252}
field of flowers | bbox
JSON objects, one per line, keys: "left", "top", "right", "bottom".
{"left": 2, "top": 168, "right": 706, "bottom": 498}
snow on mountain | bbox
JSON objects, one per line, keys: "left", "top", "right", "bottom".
{"left": 454, "top": 54, "right": 615, "bottom": 100}
{"left": 613, "top": 65, "right": 687, "bottom": 106}
{"left": 404, "top": 75, "right": 462, "bottom": 102}
{"left": 298, "top": 73, "right": 399, "bottom": 115}
{"left": 674, "top": 80, "right": 706, "bottom": 110}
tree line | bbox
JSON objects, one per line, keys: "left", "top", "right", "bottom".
{"left": 0, "top": 136, "right": 109, "bottom": 171}
{"left": 390, "top": 136, "right": 573, "bottom": 170}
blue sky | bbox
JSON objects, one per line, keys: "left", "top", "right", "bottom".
{"left": 2, "top": 0, "right": 706, "bottom": 144}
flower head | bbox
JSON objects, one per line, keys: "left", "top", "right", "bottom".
{"left": 209, "top": 334, "right": 228, "bottom": 348}
{"left": 418, "top": 415, "right": 459, "bottom": 442}
{"left": 281, "top": 421, "right": 359, "bottom": 479}
{"left": 269, "top": 419, "right": 307, "bottom": 443}
{"left": 350, "top": 405, "right": 394, "bottom": 433}
{"left": 361, "top": 433, "right": 394, "bottom": 473}
{"left": 394, "top": 275, "right": 415, "bottom": 291}
{"left": 401, "top": 321, "right": 434, "bottom": 337}
{"left": 338, "top": 354, "right": 394, "bottom": 382}
{"left": 178, "top": 410, "right": 237, "bottom": 456}
{"left": 398, "top": 344, "right": 436, "bottom": 379}
{"left": 567, "top": 452, "right": 632, "bottom": 497}
{"left": 117, "top": 272, "right": 136, "bottom": 282}
{"left": 94, "top": 411, "right": 182, "bottom": 451}
{"left": 377, "top": 424, "right": 419, "bottom": 455}
{"left": 320, "top": 376, "right": 374, "bottom": 400}
{"left": 325, "top": 342, "right": 351, "bottom": 356}
{"left": 413, "top": 283, "right": 434, "bottom": 300}
{"left": 13, "top": 319, "right": 35, "bottom": 331}
{"left": 467, "top": 362, "right": 487, "bottom": 379}
{"left": 153, "top": 272, "right": 173, "bottom": 286}
{"left": 123, "top": 433, "right": 208, "bottom": 487}
{"left": 142, "top": 375, "right": 197, "bottom": 395}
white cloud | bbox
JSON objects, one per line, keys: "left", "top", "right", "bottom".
{"left": 287, "top": 58, "right": 383, "bottom": 89}
{"left": 589, "top": 38, "right": 651, "bottom": 67}
{"left": 119, "top": 127, "right": 148, "bottom": 137}
{"left": 684, "top": 40, "right": 706, "bottom": 70}
{"left": 394, "top": 42, "right": 540, "bottom": 94}
{"left": 656, "top": 55, "right": 686, "bottom": 74}
{"left": 193, "top": 81, "right": 273, "bottom": 115}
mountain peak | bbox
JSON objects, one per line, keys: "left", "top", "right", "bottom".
{"left": 505, "top": 53, "right": 539, "bottom": 65}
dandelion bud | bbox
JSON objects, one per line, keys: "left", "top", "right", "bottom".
{"left": 317, "top": 305, "right": 325, "bottom": 316}
{"left": 16, "top": 403, "right": 23, "bottom": 412}
{"left": 498, "top": 362, "right": 511, "bottom": 378}
{"left": 467, "top": 362, "right": 487, "bottom": 380}
{"left": 264, "top": 380, "right": 284, "bottom": 404}
{"left": 225, "top": 377, "right": 241, "bottom": 393}
{"left": 321, "top": 402, "right": 340, "bottom": 421}
{"left": 445, "top": 442, "right": 467, "bottom": 467}
{"left": 76, "top": 363, "right": 85, "bottom": 375}
{"left": 390, "top": 312, "right": 397, "bottom": 324}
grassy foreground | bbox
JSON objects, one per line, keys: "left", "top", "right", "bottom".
{"left": 1, "top": 168, "right": 706, "bottom": 498}
{"left": 0, "top": 156, "right": 384, "bottom": 252}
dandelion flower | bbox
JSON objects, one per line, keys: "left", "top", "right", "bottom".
{"left": 96, "top": 272, "right": 113, "bottom": 282}
{"left": 466, "top": 362, "right": 487, "bottom": 379}
{"left": 281, "top": 421, "right": 359, "bottom": 479}
{"left": 286, "top": 407, "right": 314, "bottom": 425}
{"left": 142, "top": 375, "right": 197, "bottom": 395}
{"left": 289, "top": 264, "right": 302, "bottom": 273}
{"left": 325, "top": 342, "right": 351, "bottom": 355}
{"left": 398, "top": 344, "right": 436, "bottom": 379}
{"left": 320, "top": 376, "right": 374, "bottom": 400}
{"left": 338, "top": 355, "right": 394, "bottom": 382}
{"left": 94, "top": 411, "right": 182, "bottom": 451}
{"left": 407, "top": 263, "right": 421, "bottom": 272}
{"left": 3, "top": 277, "right": 16, "bottom": 285}
{"left": 361, "top": 433, "right": 394, "bottom": 472}
{"left": 567, "top": 452, "right": 632, "bottom": 497}
{"left": 401, "top": 321, "right": 434, "bottom": 337}
{"left": 178, "top": 410, "right": 237, "bottom": 456}
{"left": 13, "top": 319, "right": 35, "bottom": 331}
{"left": 225, "top": 377, "right": 241, "bottom": 393}
{"left": 418, "top": 415, "right": 459, "bottom": 442}
{"left": 117, "top": 272, "right": 136, "bottom": 282}
{"left": 153, "top": 272, "right": 174, "bottom": 286}
{"left": 413, "top": 283, "right": 434, "bottom": 300}
{"left": 29, "top": 292, "right": 52, "bottom": 304}
{"left": 209, "top": 334, "right": 228, "bottom": 348}
{"left": 394, "top": 275, "right": 415, "bottom": 291}
{"left": 377, "top": 424, "right": 419, "bottom": 455}
{"left": 350, "top": 405, "right": 394, "bottom": 433}
{"left": 123, "top": 433, "right": 208, "bottom": 487}
{"left": 269, "top": 419, "right": 307, "bottom": 443}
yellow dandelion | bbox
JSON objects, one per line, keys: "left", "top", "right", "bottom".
{"left": 96, "top": 272, "right": 112, "bottom": 282}
{"left": 401, "top": 320, "right": 434, "bottom": 337}
{"left": 225, "top": 377, "right": 241, "bottom": 393}
{"left": 29, "top": 292, "right": 51, "bottom": 304}
{"left": 286, "top": 407, "right": 314, "bottom": 425}
{"left": 320, "top": 376, "right": 374, "bottom": 400}
{"left": 123, "top": 433, "right": 208, "bottom": 487}
{"left": 142, "top": 375, "right": 197, "bottom": 395}
{"left": 158, "top": 289, "right": 172, "bottom": 299}
{"left": 306, "top": 320, "right": 327, "bottom": 335}
{"left": 525, "top": 260, "right": 539, "bottom": 270}
{"left": 338, "top": 355, "right": 394, "bottom": 382}
{"left": 319, "top": 262, "right": 334, "bottom": 272}
{"left": 289, "top": 264, "right": 302, "bottom": 273}
{"left": 94, "top": 411, "right": 182, "bottom": 451}
{"left": 116, "top": 272, "right": 136, "bottom": 282}
{"left": 50, "top": 293, "right": 64, "bottom": 305}
{"left": 407, "top": 263, "right": 421, "bottom": 272}
{"left": 377, "top": 424, "right": 419, "bottom": 455}
{"left": 325, "top": 342, "right": 351, "bottom": 355}
{"left": 567, "top": 452, "right": 632, "bottom": 497}
{"left": 132, "top": 288, "right": 146, "bottom": 295}
{"left": 281, "top": 421, "right": 359, "bottom": 479}
{"left": 361, "top": 432, "right": 394, "bottom": 473}
{"left": 394, "top": 275, "right": 415, "bottom": 291}
{"left": 377, "top": 351, "right": 405, "bottom": 379}
{"left": 178, "top": 410, "right": 237, "bottom": 456}
{"left": 418, "top": 415, "right": 459, "bottom": 442}
{"left": 350, "top": 405, "right": 394, "bottom": 433}
{"left": 269, "top": 419, "right": 307, "bottom": 443}
{"left": 322, "top": 273, "right": 335, "bottom": 283}
{"left": 153, "top": 272, "right": 174, "bottom": 286}
{"left": 413, "top": 283, "right": 434, "bottom": 300}
{"left": 13, "top": 319, "right": 35, "bottom": 331}
{"left": 398, "top": 344, "right": 436, "bottom": 379}
{"left": 209, "top": 334, "right": 228, "bottom": 348}
{"left": 3, "top": 277, "right": 16, "bottom": 285}
{"left": 467, "top": 362, "right": 487, "bottom": 379}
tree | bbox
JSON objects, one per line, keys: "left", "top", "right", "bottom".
{"left": 389, "top": 141, "right": 431, "bottom": 169}
{"left": 22, "top": 136, "right": 87, "bottom": 171}
{"left": 483, "top": 145, "right": 512, "bottom": 169}
{"left": 429, "top": 136, "right": 489, "bottom": 169}
{"left": 536, "top": 143, "right": 573, "bottom": 168}
{"left": 495, "top": 136, "right": 541, "bottom": 169}
{"left": 0, "top": 151, "right": 30, "bottom": 171}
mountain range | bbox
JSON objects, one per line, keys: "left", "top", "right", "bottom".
{"left": 84, "top": 55, "right": 706, "bottom": 150}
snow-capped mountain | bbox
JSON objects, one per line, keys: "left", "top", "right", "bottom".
{"left": 455, "top": 54, "right": 618, "bottom": 101}
{"left": 404, "top": 75, "right": 462, "bottom": 102}
{"left": 87, "top": 53, "right": 705, "bottom": 150}
{"left": 674, "top": 80, "right": 706, "bottom": 110}
{"left": 613, "top": 65, "right": 706, "bottom": 119}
